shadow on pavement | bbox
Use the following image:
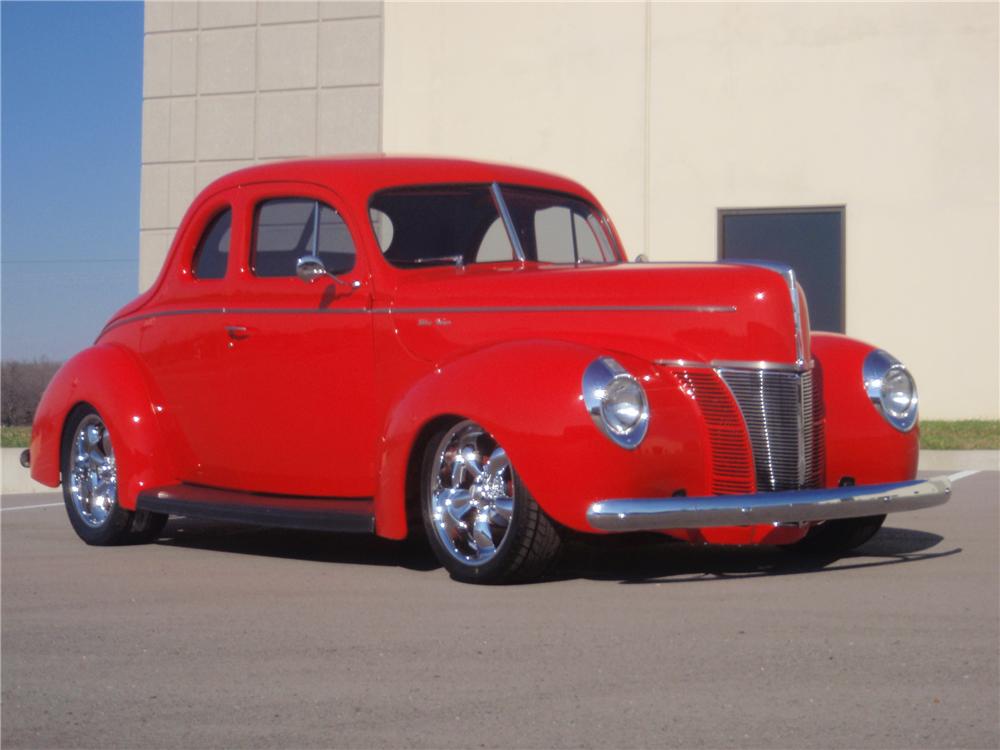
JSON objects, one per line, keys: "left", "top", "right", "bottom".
{"left": 156, "top": 517, "right": 440, "bottom": 572}
{"left": 155, "top": 518, "right": 957, "bottom": 584}
{"left": 554, "top": 526, "right": 958, "bottom": 584}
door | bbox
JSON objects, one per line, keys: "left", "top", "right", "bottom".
{"left": 219, "top": 182, "right": 376, "bottom": 498}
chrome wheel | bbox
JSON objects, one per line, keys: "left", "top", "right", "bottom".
{"left": 427, "top": 421, "right": 515, "bottom": 566}
{"left": 67, "top": 415, "right": 118, "bottom": 528}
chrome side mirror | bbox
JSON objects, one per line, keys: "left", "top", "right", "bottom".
{"left": 634, "top": 253, "right": 650, "bottom": 263}
{"left": 296, "top": 255, "right": 328, "bottom": 283}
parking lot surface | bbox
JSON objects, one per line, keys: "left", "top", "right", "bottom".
{"left": 2, "top": 471, "right": 997, "bottom": 749}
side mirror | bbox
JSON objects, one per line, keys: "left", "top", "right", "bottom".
{"left": 634, "top": 253, "right": 650, "bottom": 263}
{"left": 296, "top": 255, "right": 328, "bottom": 283}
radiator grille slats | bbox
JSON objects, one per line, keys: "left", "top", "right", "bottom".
{"left": 673, "top": 370, "right": 755, "bottom": 495}
{"left": 718, "top": 368, "right": 825, "bottom": 492}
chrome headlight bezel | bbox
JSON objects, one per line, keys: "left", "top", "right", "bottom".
{"left": 582, "top": 357, "right": 649, "bottom": 449}
{"left": 863, "top": 349, "right": 918, "bottom": 432}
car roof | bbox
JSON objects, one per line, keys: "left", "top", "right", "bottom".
{"left": 201, "top": 155, "right": 597, "bottom": 203}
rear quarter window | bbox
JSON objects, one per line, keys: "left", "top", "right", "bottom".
{"left": 191, "top": 209, "right": 232, "bottom": 279}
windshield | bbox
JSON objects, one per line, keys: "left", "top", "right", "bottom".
{"left": 369, "top": 184, "right": 620, "bottom": 267}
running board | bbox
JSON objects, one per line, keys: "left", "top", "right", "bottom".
{"left": 136, "top": 484, "right": 374, "bottom": 534}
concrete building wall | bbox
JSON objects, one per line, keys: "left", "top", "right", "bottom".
{"left": 139, "top": 1, "right": 383, "bottom": 289}
{"left": 383, "top": 2, "right": 998, "bottom": 419}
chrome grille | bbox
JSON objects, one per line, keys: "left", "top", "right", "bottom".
{"left": 718, "top": 367, "right": 825, "bottom": 492}
{"left": 673, "top": 370, "right": 755, "bottom": 495}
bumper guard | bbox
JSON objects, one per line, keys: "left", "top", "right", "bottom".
{"left": 586, "top": 476, "right": 952, "bottom": 532}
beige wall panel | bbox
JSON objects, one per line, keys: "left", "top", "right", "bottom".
{"left": 318, "top": 87, "right": 380, "bottom": 153}
{"left": 257, "top": 90, "right": 318, "bottom": 157}
{"left": 321, "top": 1, "right": 381, "bottom": 21}
{"left": 168, "top": 98, "right": 196, "bottom": 161}
{"left": 140, "top": 164, "right": 170, "bottom": 230}
{"left": 258, "top": 23, "right": 318, "bottom": 91}
{"left": 319, "top": 18, "right": 381, "bottom": 87}
{"left": 167, "top": 163, "right": 196, "bottom": 227}
{"left": 198, "top": 27, "right": 256, "bottom": 94}
{"left": 138, "top": 229, "right": 176, "bottom": 292}
{"left": 169, "top": 32, "right": 197, "bottom": 96}
{"left": 144, "top": 1, "right": 172, "bottom": 33}
{"left": 259, "top": 1, "right": 318, "bottom": 25}
{"left": 195, "top": 159, "right": 256, "bottom": 193}
{"left": 196, "top": 95, "right": 256, "bottom": 160}
{"left": 199, "top": 1, "right": 256, "bottom": 29}
{"left": 141, "top": 99, "right": 170, "bottom": 162}
{"left": 142, "top": 33, "right": 171, "bottom": 97}
{"left": 646, "top": 3, "right": 998, "bottom": 418}
{"left": 382, "top": 2, "right": 647, "bottom": 261}
{"left": 172, "top": 1, "right": 198, "bottom": 31}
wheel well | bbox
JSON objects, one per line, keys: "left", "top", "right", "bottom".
{"left": 403, "top": 414, "right": 463, "bottom": 539}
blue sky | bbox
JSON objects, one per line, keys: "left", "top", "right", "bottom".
{"left": 1, "top": 0, "right": 143, "bottom": 361}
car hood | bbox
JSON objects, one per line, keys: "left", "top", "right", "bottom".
{"left": 384, "top": 261, "right": 810, "bottom": 366}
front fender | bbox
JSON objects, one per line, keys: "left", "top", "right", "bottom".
{"left": 373, "top": 339, "right": 706, "bottom": 538}
{"left": 30, "top": 345, "right": 177, "bottom": 509}
{"left": 812, "top": 332, "right": 919, "bottom": 484}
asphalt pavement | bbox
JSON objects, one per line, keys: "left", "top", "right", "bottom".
{"left": 2, "top": 470, "right": 997, "bottom": 749}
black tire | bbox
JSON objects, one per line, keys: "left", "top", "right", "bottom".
{"left": 128, "top": 508, "right": 169, "bottom": 544}
{"left": 787, "top": 515, "right": 887, "bottom": 555}
{"left": 420, "top": 421, "right": 563, "bottom": 584}
{"left": 61, "top": 405, "right": 136, "bottom": 546}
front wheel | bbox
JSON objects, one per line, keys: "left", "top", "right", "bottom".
{"left": 421, "top": 420, "right": 562, "bottom": 584}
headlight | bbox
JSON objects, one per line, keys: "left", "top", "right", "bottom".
{"left": 582, "top": 357, "right": 649, "bottom": 448}
{"left": 863, "top": 349, "right": 918, "bottom": 432}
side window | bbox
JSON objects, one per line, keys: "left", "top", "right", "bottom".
{"left": 475, "top": 217, "right": 515, "bottom": 262}
{"left": 501, "top": 186, "right": 617, "bottom": 264}
{"left": 532, "top": 207, "right": 608, "bottom": 264}
{"left": 191, "top": 209, "right": 232, "bottom": 279}
{"left": 252, "top": 198, "right": 356, "bottom": 277}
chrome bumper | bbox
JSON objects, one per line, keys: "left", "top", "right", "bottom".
{"left": 586, "top": 476, "right": 952, "bottom": 532}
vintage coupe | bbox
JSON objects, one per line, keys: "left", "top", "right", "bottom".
{"left": 28, "top": 157, "right": 951, "bottom": 583}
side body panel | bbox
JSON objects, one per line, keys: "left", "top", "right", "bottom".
{"left": 812, "top": 332, "right": 919, "bottom": 484}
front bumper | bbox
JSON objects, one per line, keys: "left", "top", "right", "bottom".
{"left": 586, "top": 476, "right": 952, "bottom": 532}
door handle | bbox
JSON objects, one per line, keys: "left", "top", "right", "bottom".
{"left": 225, "top": 325, "right": 251, "bottom": 340}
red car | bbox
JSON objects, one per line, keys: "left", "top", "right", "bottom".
{"left": 27, "top": 157, "right": 951, "bottom": 583}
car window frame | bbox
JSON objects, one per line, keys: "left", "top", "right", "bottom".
{"left": 231, "top": 181, "right": 368, "bottom": 291}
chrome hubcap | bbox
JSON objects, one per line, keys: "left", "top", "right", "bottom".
{"left": 68, "top": 415, "right": 118, "bottom": 528}
{"left": 428, "top": 421, "right": 515, "bottom": 566}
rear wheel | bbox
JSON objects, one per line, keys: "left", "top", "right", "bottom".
{"left": 787, "top": 515, "right": 886, "bottom": 554}
{"left": 62, "top": 406, "right": 165, "bottom": 545}
{"left": 421, "top": 420, "right": 562, "bottom": 584}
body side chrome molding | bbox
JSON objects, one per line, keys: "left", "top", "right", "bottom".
{"left": 655, "top": 358, "right": 812, "bottom": 372}
{"left": 99, "top": 304, "right": 737, "bottom": 339}
{"left": 587, "top": 476, "right": 951, "bottom": 532}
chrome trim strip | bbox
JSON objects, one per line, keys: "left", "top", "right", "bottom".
{"left": 655, "top": 358, "right": 811, "bottom": 372}
{"left": 586, "top": 476, "right": 951, "bottom": 531}
{"left": 491, "top": 182, "right": 527, "bottom": 262}
{"left": 386, "top": 305, "right": 736, "bottom": 314}
{"left": 100, "top": 303, "right": 738, "bottom": 338}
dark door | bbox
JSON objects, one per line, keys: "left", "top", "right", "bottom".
{"left": 719, "top": 207, "right": 845, "bottom": 333}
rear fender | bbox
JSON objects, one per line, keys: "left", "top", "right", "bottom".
{"left": 30, "top": 345, "right": 177, "bottom": 509}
